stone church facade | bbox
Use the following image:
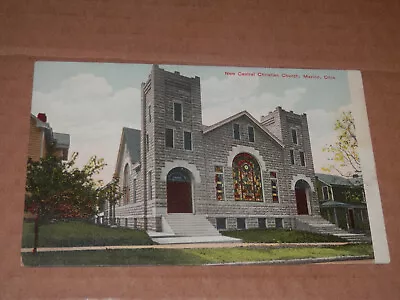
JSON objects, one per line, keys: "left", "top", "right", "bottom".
{"left": 106, "top": 65, "right": 320, "bottom": 232}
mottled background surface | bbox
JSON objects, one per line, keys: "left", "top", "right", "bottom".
{"left": 0, "top": 0, "right": 399, "bottom": 299}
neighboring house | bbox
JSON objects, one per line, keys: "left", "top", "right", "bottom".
{"left": 28, "top": 113, "right": 70, "bottom": 161}
{"left": 105, "top": 65, "right": 322, "bottom": 233}
{"left": 316, "top": 173, "right": 370, "bottom": 233}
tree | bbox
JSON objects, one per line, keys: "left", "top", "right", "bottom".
{"left": 97, "top": 175, "right": 124, "bottom": 225}
{"left": 25, "top": 152, "right": 106, "bottom": 253}
{"left": 322, "top": 111, "right": 361, "bottom": 177}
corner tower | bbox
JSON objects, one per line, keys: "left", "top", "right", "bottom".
{"left": 141, "top": 65, "right": 206, "bottom": 227}
{"left": 261, "top": 107, "right": 319, "bottom": 216}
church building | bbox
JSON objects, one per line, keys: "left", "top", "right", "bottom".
{"left": 107, "top": 65, "right": 320, "bottom": 234}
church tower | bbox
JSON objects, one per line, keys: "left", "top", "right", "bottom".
{"left": 261, "top": 107, "right": 320, "bottom": 216}
{"left": 140, "top": 65, "right": 206, "bottom": 229}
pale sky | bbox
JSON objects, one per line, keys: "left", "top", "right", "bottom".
{"left": 31, "top": 62, "right": 355, "bottom": 182}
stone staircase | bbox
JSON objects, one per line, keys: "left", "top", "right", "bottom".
{"left": 163, "top": 213, "right": 222, "bottom": 236}
{"left": 149, "top": 214, "right": 242, "bottom": 244}
{"left": 295, "top": 215, "right": 371, "bottom": 243}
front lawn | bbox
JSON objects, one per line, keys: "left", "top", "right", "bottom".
{"left": 21, "top": 244, "right": 374, "bottom": 267}
{"left": 21, "top": 220, "right": 155, "bottom": 248}
{"left": 222, "top": 228, "right": 346, "bottom": 243}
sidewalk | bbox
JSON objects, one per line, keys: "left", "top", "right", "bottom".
{"left": 21, "top": 242, "right": 351, "bottom": 253}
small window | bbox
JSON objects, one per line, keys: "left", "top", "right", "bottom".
{"left": 300, "top": 151, "right": 306, "bottom": 166}
{"left": 165, "top": 128, "right": 174, "bottom": 148}
{"left": 148, "top": 171, "right": 152, "bottom": 200}
{"left": 146, "top": 134, "right": 149, "bottom": 152}
{"left": 237, "top": 218, "right": 246, "bottom": 230}
{"left": 184, "top": 131, "right": 192, "bottom": 150}
{"left": 133, "top": 218, "right": 138, "bottom": 229}
{"left": 148, "top": 105, "right": 152, "bottom": 123}
{"left": 258, "top": 218, "right": 266, "bottom": 229}
{"left": 215, "top": 166, "right": 225, "bottom": 201}
{"left": 248, "top": 126, "right": 255, "bottom": 142}
{"left": 133, "top": 178, "right": 137, "bottom": 203}
{"left": 275, "top": 218, "right": 283, "bottom": 229}
{"left": 291, "top": 129, "right": 298, "bottom": 144}
{"left": 173, "top": 102, "right": 182, "bottom": 122}
{"left": 290, "top": 150, "right": 295, "bottom": 165}
{"left": 270, "top": 171, "right": 279, "bottom": 203}
{"left": 216, "top": 218, "right": 226, "bottom": 230}
{"left": 322, "top": 186, "right": 330, "bottom": 200}
{"left": 233, "top": 123, "right": 240, "bottom": 140}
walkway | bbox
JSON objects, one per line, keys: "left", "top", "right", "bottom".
{"left": 21, "top": 242, "right": 351, "bottom": 253}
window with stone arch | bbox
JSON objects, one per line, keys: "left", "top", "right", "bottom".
{"left": 123, "top": 163, "right": 130, "bottom": 205}
{"left": 232, "top": 153, "right": 263, "bottom": 202}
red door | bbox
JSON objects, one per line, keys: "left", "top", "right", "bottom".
{"left": 167, "top": 181, "right": 192, "bottom": 213}
{"left": 295, "top": 188, "right": 309, "bottom": 215}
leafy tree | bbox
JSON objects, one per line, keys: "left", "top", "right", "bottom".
{"left": 25, "top": 152, "right": 106, "bottom": 253}
{"left": 322, "top": 111, "right": 361, "bottom": 177}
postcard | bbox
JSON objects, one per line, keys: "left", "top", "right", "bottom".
{"left": 21, "top": 62, "right": 389, "bottom": 267}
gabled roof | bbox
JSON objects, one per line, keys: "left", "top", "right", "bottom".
{"left": 115, "top": 127, "right": 141, "bottom": 175}
{"left": 316, "top": 173, "right": 363, "bottom": 187}
{"left": 320, "top": 200, "right": 366, "bottom": 208}
{"left": 53, "top": 132, "right": 70, "bottom": 149}
{"left": 203, "top": 110, "right": 284, "bottom": 147}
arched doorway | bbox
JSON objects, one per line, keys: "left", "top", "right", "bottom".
{"left": 167, "top": 167, "right": 193, "bottom": 213}
{"left": 295, "top": 180, "right": 311, "bottom": 215}
{"left": 232, "top": 153, "right": 263, "bottom": 202}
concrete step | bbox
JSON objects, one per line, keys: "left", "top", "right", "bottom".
{"left": 296, "top": 216, "right": 370, "bottom": 243}
{"left": 164, "top": 214, "right": 221, "bottom": 237}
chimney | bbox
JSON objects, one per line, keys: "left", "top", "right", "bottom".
{"left": 37, "top": 113, "right": 47, "bottom": 123}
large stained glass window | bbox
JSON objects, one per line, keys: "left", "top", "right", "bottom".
{"left": 232, "top": 153, "right": 263, "bottom": 202}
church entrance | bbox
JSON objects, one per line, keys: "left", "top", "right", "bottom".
{"left": 295, "top": 180, "right": 310, "bottom": 215}
{"left": 167, "top": 167, "right": 193, "bottom": 213}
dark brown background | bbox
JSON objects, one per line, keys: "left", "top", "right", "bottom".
{"left": 1, "top": 0, "right": 400, "bottom": 299}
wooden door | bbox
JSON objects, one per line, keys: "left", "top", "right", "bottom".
{"left": 295, "top": 188, "right": 309, "bottom": 215}
{"left": 167, "top": 181, "right": 192, "bottom": 213}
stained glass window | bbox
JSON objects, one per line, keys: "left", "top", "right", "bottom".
{"left": 232, "top": 153, "right": 263, "bottom": 202}
{"left": 215, "top": 166, "right": 225, "bottom": 201}
{"left": 270, "top": 171, "right": 279, "bottom": 202}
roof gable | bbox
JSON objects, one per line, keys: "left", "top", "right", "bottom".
{"left": 316, "top": 173, "right": 363, "bottom": 187}
{"left": 203, "top": 111, "right": 284, "bottom": 147}
{"left": 114, "top": 127, "right": 141, "bottom": 175}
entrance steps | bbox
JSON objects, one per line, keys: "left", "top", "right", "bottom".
{"left": 164, "top": 213, "right": 222, "bottom": 236}
{"left": 148, "top": 214, "right": 242, "bottom": 244}
{"left": 295, "top": 215, "right": 371, "bottom": 243}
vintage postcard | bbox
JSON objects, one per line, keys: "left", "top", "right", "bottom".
{"left": 21, "top": 63, "right": 389, "bottom": 267}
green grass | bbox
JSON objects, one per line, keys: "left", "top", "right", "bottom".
{"left": 21, "top": 244, "right": 374, "bottom": 267}
{"left": 21, "top": 221, "right": 155, "bottom": 248}
{"left": 222, "top": 228, "right": 346, "bottom": 243}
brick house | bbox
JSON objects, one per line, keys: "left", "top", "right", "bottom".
{"left": 28, "top": 113, "right": 70, "bottom": 161}
{"left": 316, "top": 173, "right": 370, "bottom": 233}
{"left": 25, "top": 113, "right": 70, "bottom": 218}
{"left": 106, "top": 65, "right": 322, "bottom": 233}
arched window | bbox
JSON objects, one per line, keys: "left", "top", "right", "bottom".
{"left": 123, "top": 163, "right": 130, "bottom": 205}
{"left": 232, "top": 153, "right": 263, "bottom": 202}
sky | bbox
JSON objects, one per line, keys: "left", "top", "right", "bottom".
{"left": 31, "top": 62, "right": 355, "bottom": 182}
